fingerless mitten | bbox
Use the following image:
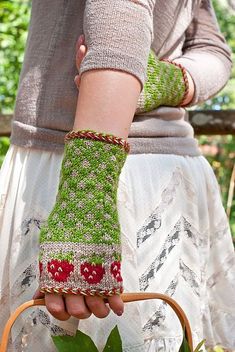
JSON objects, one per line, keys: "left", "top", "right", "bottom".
{"left": 136, "top": 50, "right": 188, "bottom": 114}
{"left": 39, "top": 130, "right": 129, "bottom": 296}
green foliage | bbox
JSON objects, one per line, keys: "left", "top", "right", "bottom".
{"left": 0, "top": 136, "right": 10, "bottom": 166}
{"left": 0, "top": 0, "right": 30, "bottom": 114}
{"left": 199, "top": 135, "right": 235, "bottom": 237}
{"left": 179, "top": 327, "right": 205, "bottom": 352}
{"left": 200, "top": 0, "right": 235, "bottom": 110}
{"left": 213, "top": 1, "right": 235, "bottom": 51}
{"left": 194, "top": 340, "right": 206, "bottom": 352}
{"left": 52, "top": 326, "right": 122, "bottom": 352}
{"left": 52, "top": 330, "right": 98, "bottom": 352}
{"left": 180, "top": 333, "right": 192, "bottom": 352}
{"left": 212, "top": 347, "right": 226, "bottom": 352}
{"left": 102, "top": 326, "right": 122, "bottom": 352}
{"left": 207, "top": 347, "right": 226, "bottom": 352}
{"left": 52, "top": 325, "right": 207, "bottom": 352}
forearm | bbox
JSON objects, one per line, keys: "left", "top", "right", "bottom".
{"left": 39, "top": 0, "right": 156, "bottom": 315}
{"left": 73, "top": 70, "right": 141, "bottom": 139}
{"left": 74, "top": 0, "right": 157, "bottom": 137}
{"left": 181, "top": 70, "right": 195, "bottom": 106}
{"left": 40, "top": 37, "right": 145, "bottom": 298}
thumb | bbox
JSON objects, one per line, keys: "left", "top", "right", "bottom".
{"left": 76, "top": 45, "right": 87, "bottom": 71}
{"left": 33, "top": 288, "right": 45, "bottom": 300}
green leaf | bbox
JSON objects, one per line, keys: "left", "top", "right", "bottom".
{"left": 194, "top": 340, "right": 206, "bottom": 352}
{"left": 179, "top": 327, "right": 191, "bottom": 352}
{"left": 179, "top": 334, "right": 191, "bottom": 352}
{"left": 52, "top": 330, "right": 99, "bottom": 352}
{"left": 213, "top": 346, "right": 225, "bottom": 352}
{"left": 103, "top": 326, "right": 123, "bottom": 352}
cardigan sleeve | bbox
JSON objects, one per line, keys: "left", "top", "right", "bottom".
{"left": 79, "top": 0, "right": 156, "bottom": 89}
{"left": 173, "top": 0, "right": 232, "bottom": 105}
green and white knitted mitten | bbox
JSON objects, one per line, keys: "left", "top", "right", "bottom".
{"left": 136, "top": 50, "right": 188, "bottom": 114}
{"left": 39, "top": 130, "right": 129, "bottom": 296}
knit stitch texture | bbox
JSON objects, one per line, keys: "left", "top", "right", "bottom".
{"left": 39, "top": 133, "right": 127, "bottom": 295}
{"left": 136, "top": 50, "right": 186, "bottom": 114}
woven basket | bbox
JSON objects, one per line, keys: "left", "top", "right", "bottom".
{"left": 0, "top": 292, "right": 193, "bottom": 352}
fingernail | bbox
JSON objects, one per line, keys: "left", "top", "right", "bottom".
{"left": 116, "top": 311, "right": 123, "bottom": 316}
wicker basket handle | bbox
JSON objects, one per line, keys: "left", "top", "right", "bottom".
{"left": 0, "top": 292, "right": 193, "bottom": 352}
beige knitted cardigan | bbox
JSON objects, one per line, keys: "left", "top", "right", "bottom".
{"left": 10, "top": 0, "right": 232, "bottom": 155}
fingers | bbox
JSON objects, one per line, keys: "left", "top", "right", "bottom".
{"left": 45, "top": 293, "right": 70, "bottom": 321}
{"left": 75, "top": 35, "right": 87, "bottom": 89}
{"left": 83, "top": 295, "right": 124, "bottom": 318}
{"left": 64, "top": 295, "right": 123, "bottom": 319}
{"left": 108, "top": 295, "right": 124, "bottom": 316}
{"left": 76, "top": 44, "right": 87, "bottom": 71}
{"left": 75, "top": 45, "right": 87, "bottom": 89}
{"left": 65, "top": 294, "right": 91, "bottom": 319}
{"left": 85, "top": 296, "right": 110, "bottom": 319}
{"left": 44, "top": 293, "right": 124, "bottom": 321}
{"left": 33, "top": 288, "right": 45, "bottom": 300}
{"left": 76, "top": 34, "right": 85, "bottom": 53}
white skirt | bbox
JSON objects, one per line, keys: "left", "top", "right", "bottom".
{"left": 0, "top": 145, "right": 235, "bottom": 352}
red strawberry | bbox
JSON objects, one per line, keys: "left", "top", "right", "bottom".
{"left": 80, "top": 262, "right": 105, "bottom": 284}
{"left": 47, "top": 259, "right": 74, "bottom": 282}
{"left": 111, "top": 261, "right": 123, "bottom": 282}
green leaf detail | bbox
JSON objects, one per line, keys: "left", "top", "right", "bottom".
{"left": 113, "top": 252, "right": 121, "bottom": 261}
{"left": 80, "top": 254, "right": 104, "bottom": 265}
{"left": 213, "top": 346, "right": 226, "bottom": 352}
{"left": 179, "top": 337, "right": 191, "bottom": 352}
{"left": 52, "top": 330, "right": 99, "bottom": 352}
{"left": 50, "top": 251, "right": 74, "bottom": 262}
{"left": 194, "top": 339, "right": 206, "bottom": 352}
{"left": 179, "top": 327, "right": 192, "bottom": 352}
{"left": 103, "top": 326, "right": 123, "bottom": 352}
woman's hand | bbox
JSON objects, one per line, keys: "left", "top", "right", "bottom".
{"left": 33, "top": 288, "right": 124, "bottom": 321}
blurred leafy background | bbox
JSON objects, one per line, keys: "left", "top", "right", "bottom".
{"left": 0, "top": 0, "right": 234, "bottom": 237}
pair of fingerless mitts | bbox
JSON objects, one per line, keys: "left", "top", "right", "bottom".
{"left": 39, "top": 51, "right": 188, "bottom": 296}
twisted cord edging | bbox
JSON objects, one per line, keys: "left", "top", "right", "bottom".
{"left": 161, "top": 59, "right": 190, "bottom": 107}
{"left": 40, "top": 287, "right": 123, "bottom": 296}
{"left": 65, "top": 130, "right": 130, "bottom": 153}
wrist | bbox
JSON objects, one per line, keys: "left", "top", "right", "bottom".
{"left": 39, "top": 129, "right": 128, "bottom": 296}
{"left": 161, "top": 59, "right": 195, "bottom": 107}
{"left": 180, "top": 70, "right": 195, "bottom": 106}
